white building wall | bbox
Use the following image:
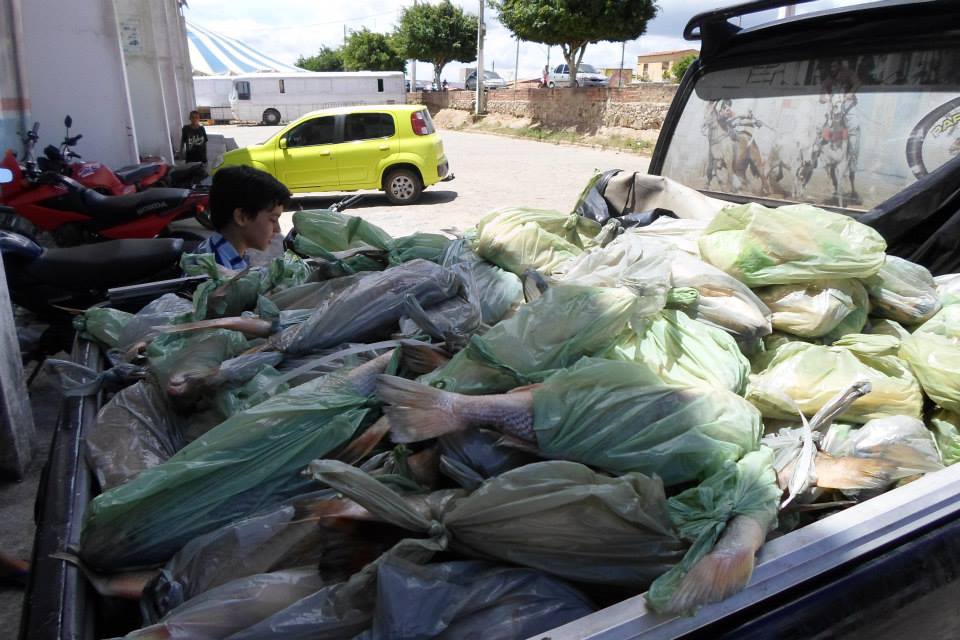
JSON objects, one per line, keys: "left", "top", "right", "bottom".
{"left": 115, "top": 0, "right": 172, "bottom": 161}
{"left": 21, "top": 0, "right": 139, "bottom": 168}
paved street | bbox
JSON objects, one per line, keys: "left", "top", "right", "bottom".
{"left": 209, "top": 125, "right": 651, "bottom": 236}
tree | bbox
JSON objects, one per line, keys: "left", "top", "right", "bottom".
{"left": 295, "top": 46, "right": 344, "bottom": 72}
{"left": 670, "top": 54, "right": 697, "bottom": 83}
{"left": 394, "top": 0, "right": 478, "bottom": 89}
{"left": 341, "top": 28, "right": 406, "bottom": 73}
{"left": 492, "top": 0, "right": 658, "bottom": 87}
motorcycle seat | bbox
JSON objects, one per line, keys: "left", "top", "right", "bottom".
{"left": 115, "top": 163, "right": 164, "bottom": 185}
{"left": 79, "top": 187, "right": 188, "bottom": 219}
{"left": 23, "top": 238, "right": 184, "bottom": 289}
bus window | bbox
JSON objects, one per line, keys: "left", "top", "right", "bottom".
{"left": 279, "top": 79, "right": 285, "bottom": 94}
{"left": 377, "top": 79, "right": 384, "bottom": 92}
{"left": 235, "top": 81, "right": 251, "bottom": 100}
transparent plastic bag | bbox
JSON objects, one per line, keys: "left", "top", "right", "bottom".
{"left": 757, "top": 279, "right": 866, "bottom": 338}
{"left": 698, "top": 202, "right": 887, "bottom": 286}
{"left": 605, "top": 309, "right": 750, "bottom": 394}
{"left": 473, "top": 207, "right": 600, "bottom": 276}
{"left": 86, "top": 381, "right": 185, "bottom": 491}
{"left": 865, "top": 255, "right": 941, "bottom": 325}
{"left": 747, "top": 341, "right": 923, "bottom": 423}
{"left": 899, "top": 302, "right": 960, "bottom": 413}
{"left": 273, "top": 260, "right": 459, "bottom": 354}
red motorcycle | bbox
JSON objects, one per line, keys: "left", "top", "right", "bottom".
{"left": 38, "top": 115, "right": 207, "bottom": 196}
{"left": 0, "top": 123, "right": 208, "bottom": 247}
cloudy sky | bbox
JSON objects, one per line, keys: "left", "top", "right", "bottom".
{"left": 184, "top": 0, "right": 868, "bottom": 82}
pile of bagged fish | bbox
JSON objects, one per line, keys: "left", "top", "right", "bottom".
{"left": 54, "top": 179, "right": 960, "bottom": 639}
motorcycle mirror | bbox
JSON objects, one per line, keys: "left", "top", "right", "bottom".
{"left": 0, "top": 168, "right": 12, "bottom": 184}
{"left": 64, "top": 115, "right": 72, "bottom": 128}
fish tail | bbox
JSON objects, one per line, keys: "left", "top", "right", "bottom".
{"left": 292, "top": 496, "right": 378, "bottom": 523}
{"left": 814, "top": 453, "right": 895, "bottom": 490}
{"left": 377, "top": 374, "right": 469, "bottom": 443}
{"left": 399, "top": 342, "right": 451, "bottom": 375}
{"left": 334, "top": 416, "right": 392, "bottom": 465}
{"left": 664, "top": 515, "right": 766, "bottom": 615}
{"left": 49, "top": 552, "right": 155, "bottom": 599}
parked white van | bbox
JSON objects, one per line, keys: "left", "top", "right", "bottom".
{"left": 228, "top": 72, "right": 406, "bottom": 125}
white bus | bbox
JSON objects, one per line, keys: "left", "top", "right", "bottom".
{"left": 228, "top": 71, "right": 406, "bottom": 125}
{"left": 193, "top": 76, "right": 234, "bottom": 122}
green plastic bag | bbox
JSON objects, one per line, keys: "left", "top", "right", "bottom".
{"left": 388, "top": 232, "right": 451, "bottom": 266}
{"left": 698, "top": 202, "right": 887, "bottom": 286}
{"left": 73, "top": 307, "right": 134, "bottom": 349}
{"left": 146, "top": 329, "right": 249, "bottom": 403}
{"left": 293, "top": 209, "right": 393, "bottom": 252}
{"left": 747, "top": 341, "right": 923, "bottom": 423}
{"left": 440, "top": 239, "right": 523, "bottom": 325}
{"left": 646, "top": 448, "right": 780, "bottom": 614}
{"left": 899, "top": 303, "right": 960, "bottom": 413}
{"left": 604, "top": 309, "right": 750, "bottom": 394}
{"left": 865, "top": 255, "right": 941, "bottom": 325}
{"left": 831, "top": 333, "right": 901, "bottom": 358}
{"left": 929, "top": 409, "right": 960, "bottom": 466}
{"left": 309, "top": 459, "right": 687, "bottom": 588}
{"left": 80, "top": 364, "right": 382, "bottom": 571}
{"left": 473, "top": 207, "right": 601, "bottom": 275}
{"left": 421, "top": 284, "right": 639, "bottom": 394}
{"left": 532, "top": 358, "right": 762, "bottom": 486}
{"left": 757, "top": 279, "right": 866, "bottom": 338}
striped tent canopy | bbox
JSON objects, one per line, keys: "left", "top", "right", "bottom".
{"left": 186, "top": 20, "right": 305, "bottom": 75}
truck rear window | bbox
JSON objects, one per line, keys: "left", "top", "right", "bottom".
{"left": 661, "top": 47, "right": 960, "bottom": 212}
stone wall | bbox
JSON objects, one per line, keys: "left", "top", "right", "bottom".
{"left": 408, "top": 83, "right": 676, "bottom": 132}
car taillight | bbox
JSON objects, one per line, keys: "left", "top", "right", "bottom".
{"left": 411, "top": 111, "right": 430, "bottom": 136}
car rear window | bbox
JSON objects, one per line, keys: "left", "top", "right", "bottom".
{"left": 286, "top": 116, "right": 336, "bottom": 147}
{"left": 343, "top": 113, "right": 396, "bottom": 142}
{"left": 661, "top": 47, "right": 960, "bottom": 212}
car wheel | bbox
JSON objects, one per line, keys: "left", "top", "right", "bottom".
{"left": 383, "top": 168, "right": 422, "bottom": 205}
{"left": 262, "top": 109, "right": 281, "bottom": 126}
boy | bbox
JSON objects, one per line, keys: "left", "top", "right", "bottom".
{"left": 180, "top": 110, "right": 208, "bottom": 164}
{"left": 195, "top": 165, "right": 291, "bottom": 270}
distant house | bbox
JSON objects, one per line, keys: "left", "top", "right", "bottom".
{"left": 635, "top": 49, "right": 699, "bottom": 83}
{"left": 600, "top": 67, "right": 634, "bottom": 86}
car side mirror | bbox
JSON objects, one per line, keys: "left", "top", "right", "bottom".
{"left": 278, "top": 137, "right": 288, "bottom": 149}
{"left": 0, "top": 168, "right": 12, "bottom": 184}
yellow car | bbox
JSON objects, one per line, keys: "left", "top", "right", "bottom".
{"left": 215, "top": 105, "right": 452, "bottom": 205}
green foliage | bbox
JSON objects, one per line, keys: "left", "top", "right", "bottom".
{"left": 670, "top": 54, "right": 697, "bottom": 82}
{"left": 341, "top": 28, "right": 406, "bottom": 72}
{"left": 492, "top": 0, "right": 658, "bottom": 84}
{"left": 295, "top": 46, "right": 344, "bottom": 72}
{"left": 395, "top": 0, "right": 478, "bottom": 86}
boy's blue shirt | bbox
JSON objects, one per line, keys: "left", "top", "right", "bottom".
{"left": 195, "top": 233, "right": 249, "bottom": 270}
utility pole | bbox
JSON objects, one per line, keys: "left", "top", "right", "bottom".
{"left": 618, "top": 40, "right": 626, "bottom": 89}
{"left": 343, "top": 25, "right": 347, "bottom": 47}
{"left": 514, "top": 36, "right": 520, "bottom": 96}
{"left": 475, "top": 0, "right": 485, "bottom": 115}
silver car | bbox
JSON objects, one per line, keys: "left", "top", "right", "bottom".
{"left": 548, "top": 63, "right": 609, "bottom": 88}
{"left": 465, "top": 70, "right": 508, "bottom": 91}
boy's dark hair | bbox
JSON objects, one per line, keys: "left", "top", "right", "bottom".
{"left": 189, "top": 110, "right": 200, "bottom": 118}
{"left": 209, "top": 165, "right": 291, "bottom": 230}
